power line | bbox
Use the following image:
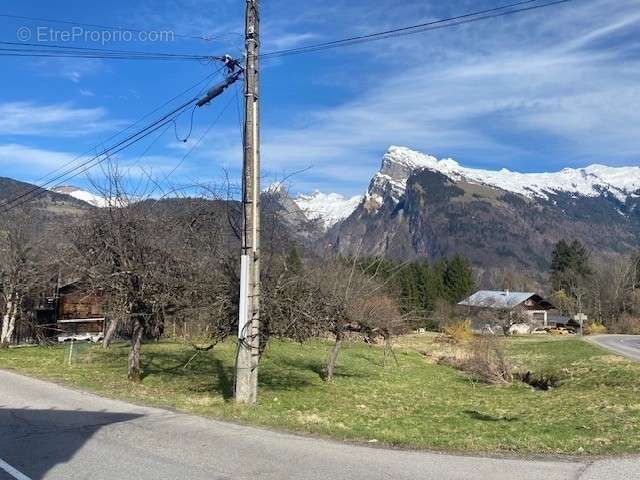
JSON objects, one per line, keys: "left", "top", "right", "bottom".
{"left": 0, "top": 40, "right": 214, "bottom": 57}
{"left": 0, "top": 115, "right": 182, "bottom": 213}
{"left": 29, "top": 66, "right": 225, "bottom": 189}
{"left": 0, "top": 64, "right": 238, "bottom": 212}
{"left": 0, "top": 51, "right": 215, "bottom": 61}
{"left": 261, "top": 0, "right": 572, "bottom": 59}
{"left": 150, "top": 93, "right": 238, "bottom": 200}
{"left": 0, "top": 98, "right": 198, "bottom": 213}
{"left": 0, "top": 0, "right": 572, "bottom": 209}
{"left": 0, "top": 13, "right": 241, "bottom": 42}
{"left": 0, "top": 40, "right": 224, "bottom": 62}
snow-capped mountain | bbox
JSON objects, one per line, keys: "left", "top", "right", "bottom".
{"left": 328, "top": 146, "right": 640, "bottom": 270}
{"left": 271, "top": 145, "right": 640, "bottom": 233}
{"left": 294, "top": 191, "right": 362, "bottom": 229}
{"left": 51, "top": 186, "right": 108, "bottom": 207}
{"left": 366, "top": 146, "right": 640, "bottom": 210}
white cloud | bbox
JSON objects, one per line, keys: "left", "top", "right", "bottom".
{"left": 0, "top": 143, "right": 211, "bottom": 195}
{"left": 267, "top": 32, "right": 320, "bottom": 50}
{"left": 257, "top": 0, "right": 640, "bottom": 193}
{"left": 0, "top": 144, "right": 79, "bottom": 171}
{"left": 0, "top": 102, "right": 121, "bottom": 136}
{"left": 35, "top": 58, "right": 106, "bottom": 83}
{"left": 7, "top": 0, "right": 635, "bottom": 198}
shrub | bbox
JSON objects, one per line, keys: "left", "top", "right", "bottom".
{"left": 443, "top": 319, "right": 473, "bottom": 344}
{"left": 430, "top": 300, "right": 464, "bottom": 332}
{"left": 466, "top": 336, "right": 513, "bottom": 385}
{"left": 609, "top": 315, "right": 640, "bottom": 335}
{"left": 584, "top": 322, "right": 607, "bottom": 335}
{"left": 439, "top": 335, "right": 512, "bottom": 385}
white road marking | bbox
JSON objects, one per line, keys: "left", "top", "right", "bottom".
{"left": 0, "top": 459, "right": 31, "bottom": 480}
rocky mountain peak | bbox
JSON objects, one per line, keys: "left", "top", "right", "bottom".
{"left": 365, "top": 146, "right": 452, "bottom": 210}
{"left": 294, "top": 191, "right": 362, "bottom": 229}
{"left": 363, "top": 146, "right": 640, "bottom": 213}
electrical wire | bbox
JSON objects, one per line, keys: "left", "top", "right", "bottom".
{"left": 0, "top": 40, "right": 222, "bottom": 62}
{"left": 0, "top": 50, "right": 215, "bottom": 62}
{"left": 150, "top": 93, "right": 238, "bottom": 201}
{"left": 261, "top": 0, "right": 572, "bottom": 59}
{"left": 0, "top": 98, "right": 198, "bottom": 213}
{"left": 173, "top": 105, "right": 198, "bottom": 143}
{"left": 28, "top": 66, "right": 225, "bottom": 189}
{"left": 0, "top": 64, "right": 234, "bottom": 212}
{"left": 0, "top": 0, "right": 572, "bottom": 209}
{"left": 0, "top": 12, "right": 241, "bottom": 42}
{"left": 0, "top": 40, "right": 215, "bottom": 57}
{"left": 0, "top": 52, "right": 213, "bottom": 61}
{"left": 0, "top": 116, "right": 180, "bottom": 213}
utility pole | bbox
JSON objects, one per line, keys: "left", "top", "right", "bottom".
{"left": 235, "top": 0, "right": 260, "bottom": 404}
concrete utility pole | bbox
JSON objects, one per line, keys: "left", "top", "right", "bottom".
{"left": 235, "top": 0, "right": 260, "bottom": 405}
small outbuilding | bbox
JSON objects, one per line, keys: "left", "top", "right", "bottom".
{"left": 56, "top": 282, "right": 106, "bottom": 342}
{"left": 458, "top": 290, "right": 556, "bottom": 327}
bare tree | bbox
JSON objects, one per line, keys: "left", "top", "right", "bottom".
{"left": 0, "top": 207, "right": 42, "bottom": 347}
{"left": 64, "top": 165, "right": 231, "bottom": 380}
{"left": 309, "top": 258, "right": 406, "bottom": 380}
{"left": 351, "top": 294, "right": 407, "bottom": 366}
{"left": 582, "top": 253, "right": 640, "bottom": 332}
{"left": 481, "top": 266, "right": 540, "bottom": 292}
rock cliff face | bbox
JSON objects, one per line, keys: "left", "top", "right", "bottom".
{"left": 324, "top": 147, "right": 640, "bottom": 270}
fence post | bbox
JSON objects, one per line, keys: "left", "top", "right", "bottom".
{"left": 68, "top": 339, "right": 74, "bottom": 366}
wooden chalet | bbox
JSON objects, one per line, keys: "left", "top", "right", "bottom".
{"left": 458, "top": 290, "right": 558, "bottom": 327}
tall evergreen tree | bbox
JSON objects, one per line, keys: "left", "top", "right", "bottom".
{"left": 550, "top": 239, "right": 591, "bottom": 292}
{"left": 352, "top": 255, "right": 475, "bottom": 314}
{"left": 442, "top": 255, "right": 475, "bottom": 303}
{"left": 421, "top": 262, "right": 445, "bottom": 311}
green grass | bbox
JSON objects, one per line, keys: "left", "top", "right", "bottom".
{"left": 1, "top": 336, "right": 640, "bottom": 456}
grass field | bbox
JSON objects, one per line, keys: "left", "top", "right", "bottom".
{"left": 1, "top": 335, "right": 640, "bottom": 455}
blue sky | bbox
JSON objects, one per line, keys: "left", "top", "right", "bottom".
{"left": 0, "top": 0, "right": 639, "bottom": 197}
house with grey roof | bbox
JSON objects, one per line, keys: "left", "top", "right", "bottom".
{"left": 458, "top": 290, "right": 556, "bottom": 327}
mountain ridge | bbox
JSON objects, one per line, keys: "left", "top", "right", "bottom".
{"left": 271, "top": 147, "right": 640, "bottom": 229}
{"left": 365, "top": 146, "right": 640, "bottom": 211}
{"left": 325, "top": 146, "right": 640, "bottom": 271}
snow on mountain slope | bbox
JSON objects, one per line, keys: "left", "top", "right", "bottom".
{"left": 51, "top": 186, "right": 108, "bottom": 207}
{"left": 294, "top": 191, "right": 362, "bottom": 229}
{"left": 367, "top": 146, "right": 640, "bottom": 208}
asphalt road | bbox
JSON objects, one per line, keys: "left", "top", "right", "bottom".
{"left": 588, "top": 335, "right": 640, "bottom": 362}
{"left": 1, "top": 369, "right": 639, "bottom": 480}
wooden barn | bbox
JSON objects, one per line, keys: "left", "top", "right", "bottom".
{"left": 55, "top": 282, "right": 106, "bottom": 342}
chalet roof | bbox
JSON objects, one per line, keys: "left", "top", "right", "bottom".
{"left": 458, "top": 290, "right": 538, "bottom": 309}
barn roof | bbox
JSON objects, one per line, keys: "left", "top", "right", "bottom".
{"left": 458, "top": 290, "right": 538, "bottom": 309}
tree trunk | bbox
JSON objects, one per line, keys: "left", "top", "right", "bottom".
{"left": 128, "top": 319, "right": 144, "bottom": 382}
{"left": 0, "top": 299, "right": 17, "bottom": 348}
{"left": 384, "top": 334, "right": 399, "bottom": 367}
{"left": 325, "top": 332, "right": 343, "bottom": 381}
{"left": 102, "top": 316, "right": 120, "bottom": 349}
